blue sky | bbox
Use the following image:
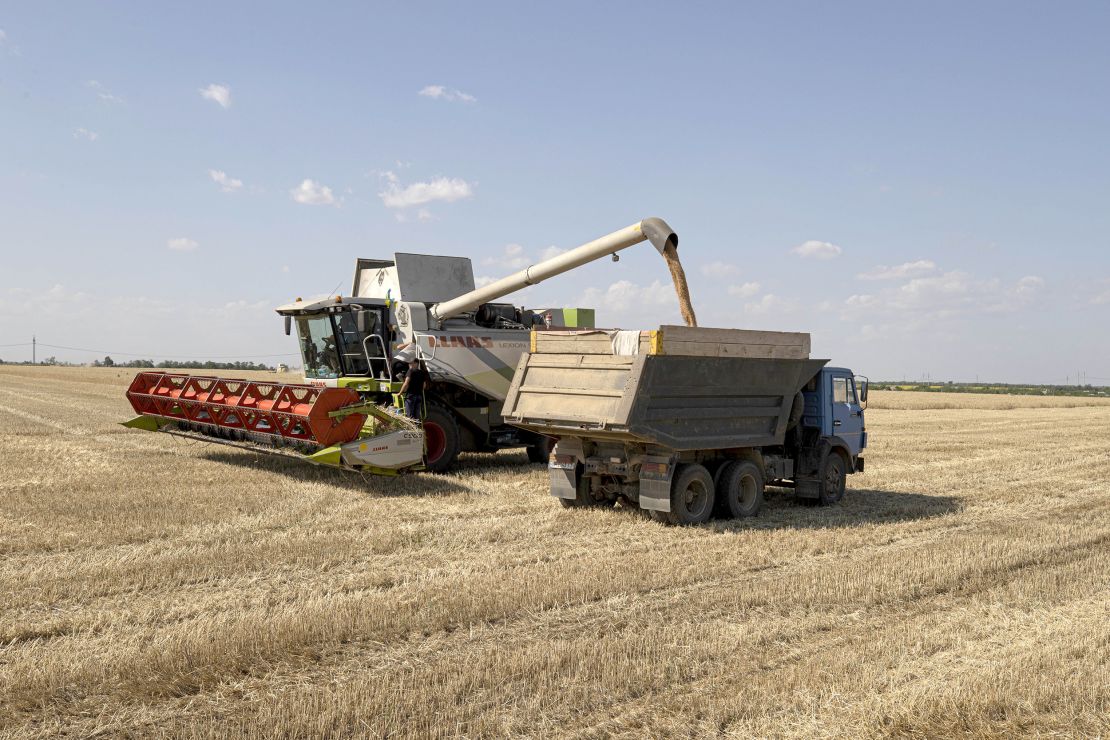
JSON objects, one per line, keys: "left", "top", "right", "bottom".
{"left": 2, "top": 1, "right": 1108, "bottom": 383}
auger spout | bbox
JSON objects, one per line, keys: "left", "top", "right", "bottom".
{"left": 428, "top": 218, "right": 691, "bottom": 325}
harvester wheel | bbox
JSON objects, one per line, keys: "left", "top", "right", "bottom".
{"left": 818, "top": 452, "right": 847, "bottom": 505}
{"left": 717, "top": 460, "right": 764, "bottom": 518}
{"left": 527, "top": 435, "right": 555, "bottom": 464}
{"left": 662, "top": 463, "right": 715, "bottom": 525}
{"left": 421, "top": 403, "right": 461, "bottom": 473}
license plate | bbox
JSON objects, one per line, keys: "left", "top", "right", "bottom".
{"left": 549, "top": 454, "right": 576, "bottom": 470}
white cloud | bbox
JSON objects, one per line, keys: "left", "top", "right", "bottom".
{"left": 208, "top": 169, "right": 243, "bottom": 192}
{"left": 73, "top": 128, "right": 98, "bottom": 141}
{"left": 857, "top": 260, "right": 937, "bottom": 280}
{"left": 539, "top": 246, "right": 566, "bottom": 261}
{"left": 291, "top": 179, "right": 337, "bottom": 206}
{"left": 744, "top": 294, "right": 795, "bottom": 315}
{"left": 841, "top": 270, "right": 1044, "bottom": 321}
{"left": 378, "top": 175, "right": 474, "bottom": 209}
{"left": 791, "top": 240, "right": 842, "bottom": 259}
{"left": 0, "top": 29, "right": 6, "bottom": 43}
{"left": 484, "top": 243, "right": 529, "bottom": 269}
{"left": 1093, "top": 281, "right": 1110, "bottom": 306}
{"left": 86, "top": 80, "right": 123, "bottom": 104}
{"left": 581, "top": 280, "right": 675, "bottom": 313}
{"left": 700, "top": 260, "right": 741, "bottom": 278}
{"left": 844, "top": 293, "right": 879, "bottom": 309}
{"left": 727, "top": 282, "right": 761, "bottom": 298}
{"left": 1014, "top": 275, "right": 1044, "bottom": 295}
{"left": 199, "top": 83, "right": 232, "bottom": 109}
{"left": 482, "top": 244, "right": 567, "bottom": 271}
{"left": 418, "top": 85, "right": 476, "bottom": 103}
{"left": 167, "top": 237, "right": 198, "bottom": 252}
{"left": 0, "top": 284, "right": 91, "bottom": 319}
{"left": 416, "top": 208, "right": 434, "bottom": 222}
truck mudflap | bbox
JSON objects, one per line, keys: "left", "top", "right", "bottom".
{"left": 855, "top": 456, "right": 865, "bottom": 473}
{"left": 549, "top": 438, "right": 584, "bottom": 500}
{"left": 638, "top": 455, "right": 676, "bottom": 512}
{"left": 549, "top": 466, "right": 577, "bottom": 499}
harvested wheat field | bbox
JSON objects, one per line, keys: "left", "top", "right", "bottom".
{"left": 1, "top": 365, "right": 1108, "bottom": 738}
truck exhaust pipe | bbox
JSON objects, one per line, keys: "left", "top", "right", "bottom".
{"left": 429, "top": 218, "right": 695, "bottom": 326}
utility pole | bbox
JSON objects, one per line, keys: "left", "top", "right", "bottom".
{"left": 32, "top": 335, "right": 36, "bottom": 365}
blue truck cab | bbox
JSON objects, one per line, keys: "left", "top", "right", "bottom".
{"left": 794, "top": 366, "right": 868, "bottom": 502}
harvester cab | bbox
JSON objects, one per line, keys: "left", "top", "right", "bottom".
{"left": 275, "top": 296, "right": 394, "bottom": 384}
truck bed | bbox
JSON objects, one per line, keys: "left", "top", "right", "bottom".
{"left": 503, "top": 326, "right": 827, "bottom": 450}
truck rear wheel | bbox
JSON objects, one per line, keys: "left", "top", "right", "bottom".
{"left": 819, "top": 452, "right": 847, "bottom": 505}
{"left": 717, "top": 460, "right": 764, "bottom": 518}
{"left": 421, "top": 403, "right": 460, "bottom": 473}
{"left": 659, "top": 463, "right": 715, "bottom": 525}
{"left": 559, "top": 469, "right": 610, "bottom": 508}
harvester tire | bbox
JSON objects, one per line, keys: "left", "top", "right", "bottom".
{"left": 818, "top": 452, "right": 847, "bottom": 506}
{"left": 421, "top": 402, "right": 461, "bottom": 473}
{"left": 717, "top": 460, "right": 764, "bottom": 519}
{"left": 661, "top": 463, "right": 715, "bottom": 525}
{"left": 526, "top": 436, "right": 555, "bottom": 464}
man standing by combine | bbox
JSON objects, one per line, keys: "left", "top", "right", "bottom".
{"left": 399, "top": 356, "right": 429, "bottom": 420}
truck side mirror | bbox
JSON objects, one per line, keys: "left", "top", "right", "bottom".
{"left": 859, "top": 379, "right": 868, "bottom": 403}
{"left": 284, "top": 316, "right": 292, "bottom": 336}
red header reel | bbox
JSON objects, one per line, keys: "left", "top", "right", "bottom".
{"left": 125, "top": 372, "right": 366, "bottom": 448}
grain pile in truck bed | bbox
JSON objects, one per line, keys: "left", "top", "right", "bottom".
{"left": 530, "top": 325, "right": 811, "bottom": 358}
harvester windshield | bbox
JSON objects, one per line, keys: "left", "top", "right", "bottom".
{"left": 294, "top": 306, "right": 388, "bottom": 380}
{"left": 297, "top": 315, "right": 342, "bottom": 379}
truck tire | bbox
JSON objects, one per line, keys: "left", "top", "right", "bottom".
{"left": 421, "top": 402, "right": 461, "bottom": 473}
{"left": 659, "top": 463, "right": 715, "bottom": 525}
{"left": 559, "top": 469, "right": 609, "bottom": 508}
{"left": 818, "top": 452, "right": 847, "bottom": 505}
{"left": 526, "top": 435, "right": 555, "bottom": 464}
{"left": 717, "top": 460, "right": 764, "bottom": 518}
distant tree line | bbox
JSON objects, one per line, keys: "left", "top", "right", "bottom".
{"left": 91, "top": 357, "right": 274, "bottom": 371}
{"left": 872, "top": 381, "right": 1107, "bottom": 397}
{"left": 0, "top": 356, "right": 276, "bottom": 371}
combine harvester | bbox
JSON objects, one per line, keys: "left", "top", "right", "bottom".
{"left": 123, "top": 218, "right": 690, "bottom": 474}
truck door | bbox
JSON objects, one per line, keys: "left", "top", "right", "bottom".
{"left": 830, "top": 372, "right": 864, "bottom": 457}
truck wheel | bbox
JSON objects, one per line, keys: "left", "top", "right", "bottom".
{"left": 526, "top": 435, "right": 555, "bottom": 464}
{"left": 559, "top": 470, "right": 609, "bottom": 508}
{"left": 718, "top": 460, "right": 764, "bottom": 518}
{"left": 421, "top": 403, "right": 460, "bottom": 473}
{"left": 819, "top": 452, "right": 847, "bottom": 505}
{"left": 663, "top": 464, "right": 715, "bottom": 525}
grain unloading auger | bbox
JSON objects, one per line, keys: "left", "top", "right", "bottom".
{"left": 121, "top": 217, "right": 694, "bottom": 475}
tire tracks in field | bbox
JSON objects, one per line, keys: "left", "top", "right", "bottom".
{"left": 0, "top": 486, "right": 969, "bottom": 648}
{"left": 567, "top": 552, "right": 1110, "bottom": 740}
{"left": 13, "top": 496, "right": 1105, "bottom": 734}
{"left": 63, "top": 509, "right": 1110, "bottom": 738}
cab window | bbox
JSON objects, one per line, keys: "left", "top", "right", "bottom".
{"left": 833, "top": 376, "right": 849, "bottom": 404}
{"left": 847, "top": 377, "right": 858, "bottom": 405}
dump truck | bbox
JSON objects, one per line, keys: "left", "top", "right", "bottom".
{"left": 502, "top": 326, "right": 868, "bottom": 523}
{"left": 123, "top": 218, "right": 693, "bottom": 474}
